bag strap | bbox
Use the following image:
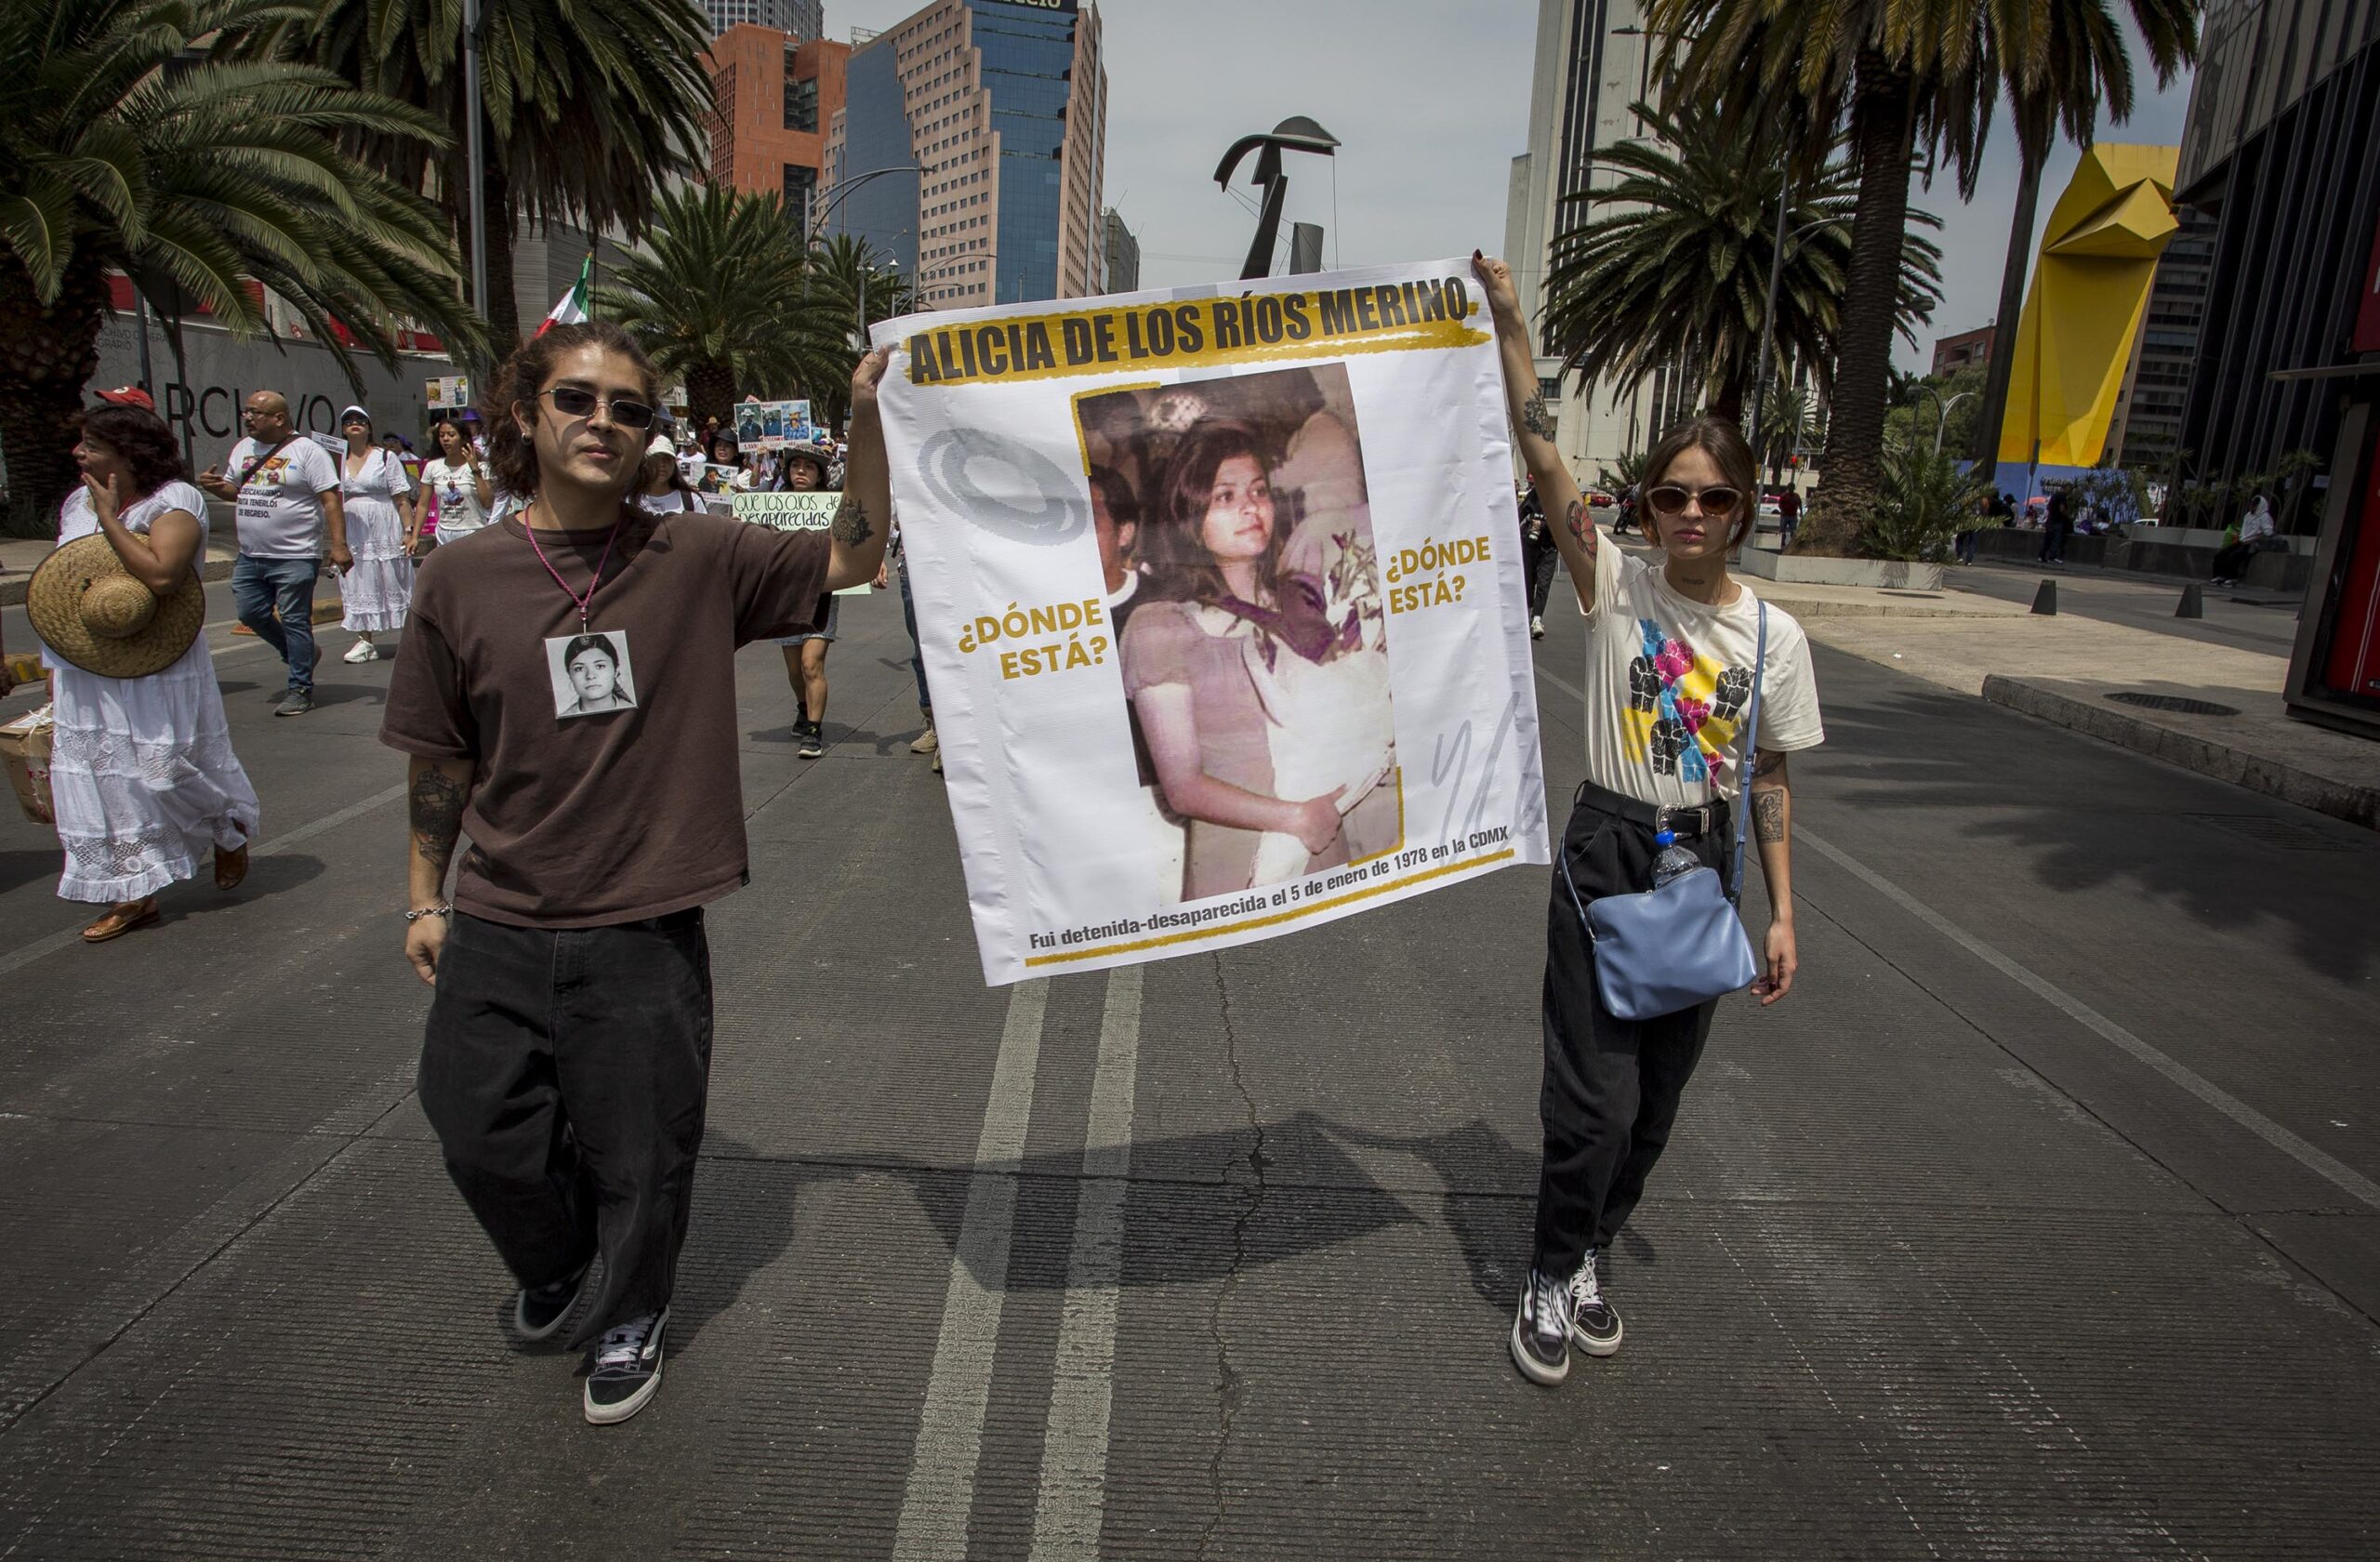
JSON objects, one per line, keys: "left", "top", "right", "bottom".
{"left": 1727, "top": 600, "right": 1767, "bottom": 906}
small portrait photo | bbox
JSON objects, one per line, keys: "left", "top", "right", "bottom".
{"left": 734, "top": 403, "right": 766, "bottom": 447}
{"left": 545, "top": 630, "right": 639, "bottom": 720}
{"left": 1074, "top": 362, "right": 1400, "bottom": 907}
{"left": 760, "top": 402, "right": 787, "bottom": 441}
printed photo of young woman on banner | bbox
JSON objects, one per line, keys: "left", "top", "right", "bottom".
{"left": 874, "top": 259, "right": 1550, "bottom": 986}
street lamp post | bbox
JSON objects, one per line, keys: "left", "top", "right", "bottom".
{"left": 806, "top": 165, "right": 927, "bottom": 250}
{"left": 1915, "top": 388, "right": 1976, "bottom": 455}
{"left": 1749, "top": 214, "right": 1841, "bottom": 456}
{"left": 462, "top": 0, "right": 489, "bottom": 321}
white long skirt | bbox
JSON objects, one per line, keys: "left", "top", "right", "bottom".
{"left": 341, "top": 493, "right": 414, "bottom": 633}
{"left": 50, "top": 640, "right": 260, "bottom": 904}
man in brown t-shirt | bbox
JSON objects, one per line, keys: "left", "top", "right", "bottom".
{"left": 382, "top": 322, "right": 890, "bottom": 1425}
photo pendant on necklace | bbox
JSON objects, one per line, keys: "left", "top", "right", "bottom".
{"left": 546, "top": 629, "right": 638, "bottom": 720}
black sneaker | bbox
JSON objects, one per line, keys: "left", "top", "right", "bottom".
{"left": 1567, "top": 1249, "right": 1623, "bottom": 1357}
{"left": 511, "top": 1261, "right": 591, "bottom": 1344}
{"left": 1509, "top": 1267, "right": 1572, "bottom": 1385}
{"left": 583, "top": 1307, "right": 668, "bottom": 1425}
{"left": 797, "top": 722, "right": 824, "bottom": 760}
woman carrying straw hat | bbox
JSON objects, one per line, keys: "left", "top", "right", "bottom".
{"left": 30, "top": 401, "right": 259, "bottom": 943}
{"left": 334, "top": 404, "right": 416, "bottom": 663}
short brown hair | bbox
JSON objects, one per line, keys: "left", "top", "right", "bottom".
{"left": 1642, "top": 416, "right": 1759, "bottom": 549}
{"left": 483, "top": 321, "right": 659, "bottom": 498}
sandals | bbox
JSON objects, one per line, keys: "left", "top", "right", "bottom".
{"left": 215, "top": 841, "right": 250, "bottom": 892}
{"left": 82, "top": 899, "right": 160, "bottom": 944}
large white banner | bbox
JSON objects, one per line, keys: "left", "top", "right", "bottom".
{"left": 874, "top": 259, "right": 1550, "bottom": 986}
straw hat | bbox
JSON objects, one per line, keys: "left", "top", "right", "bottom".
{"left": 26, "top": 534, "right": 206, "bottom": 679}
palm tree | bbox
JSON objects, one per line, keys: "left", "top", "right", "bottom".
{"left": 295, "top": 0, "right": 714, "bottom": 350}
{"left": 1653, "top": 0, "right": 2197, "bottom": 554}
{"left": 1540, "top": 104, "right": 1942, "bottom": 428}
{"left": 798, "top": 234, "right": 912, "bottom": 427}
{"left": 597, "top": 184, "right": 842, "bottom": 430}
{"left": 0, "top": 0, "right": 480, "bottom": 536}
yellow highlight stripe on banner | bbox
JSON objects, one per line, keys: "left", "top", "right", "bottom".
{"left": 902, "top": 276, "right": 1489, "bottom": 390}
{"left": 1022, "top": 849, "right": 1517, "bottom": 969}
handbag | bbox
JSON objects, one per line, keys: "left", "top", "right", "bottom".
{"left": 1565, "top": 602, "right": 1766, "bottom": 1021}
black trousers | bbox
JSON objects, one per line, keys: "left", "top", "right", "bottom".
{"left": 418, "top": 908, "right": 715, "bottom": 1344}
{"left": 1533, "top": 783, "right": 1731, "bottom": 1277}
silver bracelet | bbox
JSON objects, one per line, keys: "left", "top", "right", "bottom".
{"left": 403, "top": 904, "right": 454, "bottom": 924}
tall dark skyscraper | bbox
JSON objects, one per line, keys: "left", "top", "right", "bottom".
{"left": 826, "top": 0, "right": 1107, "bottom": 308}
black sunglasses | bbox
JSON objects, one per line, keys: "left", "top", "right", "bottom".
{"left": 537, "top": 386, "right": 657, "bottom": 430}
{"left": 1646, "top": 483, "right": 1742, "bottom": 519}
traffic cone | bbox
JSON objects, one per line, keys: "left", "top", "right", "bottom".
{"left": 2030, "top": 579, "right": 2057, "bottom": 615}
{"left": 2175, "top": 584, "right": 2203, "bottom": 619}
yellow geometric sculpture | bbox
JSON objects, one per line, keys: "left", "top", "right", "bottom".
{"left": 1997, "top": 144, "right": 2181, "bottom": 468}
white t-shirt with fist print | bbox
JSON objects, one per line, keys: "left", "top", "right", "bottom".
{"left": 1577, "top": 536, "right": 1824, "bottom": 809}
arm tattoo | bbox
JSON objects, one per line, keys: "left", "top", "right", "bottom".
{"left": 1749, "top": 750, "right": 1788, "bottom": 843}
{"left": 408, "top": 767, "right": 466, "bottom": 874}
{"left": 1521, "top": 392, "right": 1555, "bottom": 442}
{"left": 1565, "top": 497, "right": 1597, "bottom": 561}
{"left": 830, "top": 494, "right": 874, "bottom": 548}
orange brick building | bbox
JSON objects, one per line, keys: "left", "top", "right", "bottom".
{"left": 705, "top": 25, "right": 850, "bottom": 235}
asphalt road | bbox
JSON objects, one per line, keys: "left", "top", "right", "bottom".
{"left": 2, "top": 581, "right": 2375, "bottom": 1559}
{"left": 1954, "top": 557, "right": 2307, "bottom": 656}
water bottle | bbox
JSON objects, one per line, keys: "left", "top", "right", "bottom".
{"left": 1649, "top": 828, "right": 1699, "bottom": 888}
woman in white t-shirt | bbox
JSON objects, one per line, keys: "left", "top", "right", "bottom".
{"left": 1474, "top": 254, "right": 1825, "bottom": 1389}
{"left": 334, "top": 404, "right": 415, "bottom": 662}
{"left": 631, "top": 431, "right": 703, "bottom": 514}
{"left": 416, "top": 418, "right": 494, "bottom": 545}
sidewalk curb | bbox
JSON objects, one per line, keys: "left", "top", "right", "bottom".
{"left": 1980, "top": 674, "right": 2380, "bottom": 833}
{"left": 1, "top": 556, "right": 238, "bottom": 609}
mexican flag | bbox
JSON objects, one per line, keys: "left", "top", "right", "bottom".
{"left": 535, "top": 254, "right": 592, "bottom": 337}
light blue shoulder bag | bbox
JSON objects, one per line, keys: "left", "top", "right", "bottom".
{"left": 1567, "top": 602, "right": 1765, "bottom": 1021}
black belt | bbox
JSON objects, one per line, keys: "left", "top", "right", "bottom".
{"left": 1574, "top": 778, "right": 1729, "bottom": 839}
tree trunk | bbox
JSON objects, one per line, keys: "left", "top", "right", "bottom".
{"left": 483, "top": 157, "right": 523, "bottom": 353}
{"left": 1802, "top": 51, "right": 1916, "bottom": 556}
{"left": 0, "top": 251, "right": 109, "bottom": 539}
{"left": 1970, "top": 135, "right": 2046, "bottom": 476}
{"left": 687, "top": 361, "right": 735, "bottom": 431}
{"left": 1711, "top": 374, "right": 1746, "bottom": 427}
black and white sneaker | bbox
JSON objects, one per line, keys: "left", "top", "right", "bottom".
{"left": 583, "top": 1308, "right": 668, "bottom": 1425}
{"left": 511, "top": 1262, "right": 590, "bottom": 1344}
{"left": 1509, "top": 1267, "right": 1573, "bottom": 1385}
{"left": 797, "top": 722, "right": 824, "bottom": 760}
{"left": 1568, "top": 1249, "right": 1623, "bottom": 1357}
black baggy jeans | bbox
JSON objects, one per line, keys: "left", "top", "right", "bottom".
{"left": 1532, "top": 782, "right": 1733, "bottom": 1277}
{"left": 418, "top": 907, "right": 714, "bottom": 1345}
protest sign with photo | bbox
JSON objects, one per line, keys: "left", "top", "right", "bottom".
{"left": 731, "top": 492, "right": 871, "bottom": 593}
{"left": 874, "top": 259, "right": 1550, "bottom": 986}
{"left": 732, "top": 398, "right": 816, "bottom": 450}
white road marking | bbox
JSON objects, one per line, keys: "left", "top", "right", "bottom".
{"left": 1027, "top": 966, "right": 1143, "bottom": 1562}
{"left": 0, "top": 782, "right": 406, "bottom": 980}
{"left": 1798, "top": 826, "right": 2380, "bottom": 1211}
{"left": 892, "top": 978, "right": 1049, "bottom": 1562}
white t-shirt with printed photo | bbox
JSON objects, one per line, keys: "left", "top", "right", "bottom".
{"left": 422, "top": 457, "right": 493, "bottom": 537}
{"left": 1577, "top": 536, "right": 1824, "bottom": 808}
{"left": 226, "top": 435, "right": 341, "bottom": 559}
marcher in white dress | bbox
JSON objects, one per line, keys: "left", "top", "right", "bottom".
{"left": 334, "top": 404, "right": 414, "bottom": 659}
{"left": 46, "top": 455, "right": 260, "bottom": 936}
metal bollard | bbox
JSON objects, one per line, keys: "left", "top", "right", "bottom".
{"left": 2175, "top": 583, "right": 2203, "bottom": 619}
{"left": 2030, "top": 579, "right": 2057, "bottom": 615}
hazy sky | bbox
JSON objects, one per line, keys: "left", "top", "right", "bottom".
{"left": 822, "top": 0, "right": 2197, "bottom": 372}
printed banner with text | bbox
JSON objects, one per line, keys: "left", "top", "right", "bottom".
{"left": 873, "top": 259, "right": 1549, "bottom": 986}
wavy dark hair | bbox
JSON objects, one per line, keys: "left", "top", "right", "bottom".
{"left": 1139, "top": 422, "right": 1283, "bottom": 606}
{"left": 483, "top": 321, "right": 658, "bottom": 499}
{"left": 1641, "top": 416, "right": 1760, "bottom": 549}
{"left": 74, "top": 404, "right": 190, "bottom": 501}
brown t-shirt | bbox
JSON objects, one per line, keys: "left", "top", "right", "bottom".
{"left": 380, "top": 507, "right": 829, "bottom": 928}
